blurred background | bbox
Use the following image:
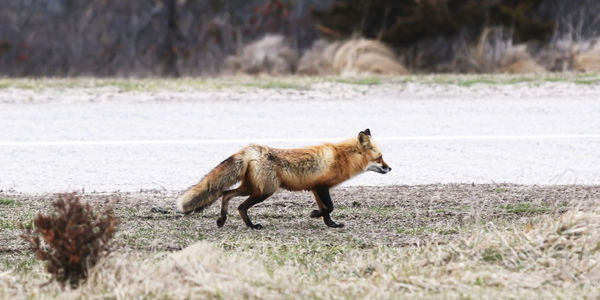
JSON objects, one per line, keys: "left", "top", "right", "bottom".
{"left": 1, "top": 0, "right": 600, "bottom": 77}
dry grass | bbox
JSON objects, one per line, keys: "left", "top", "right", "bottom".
{"left": 331, "top": 39, "right": 408, "bottom": 76}
{"left": 230, "top": 36, "right": 408, "bottom": 76}
{"left": 225, "top": 35, "right": 298, "bottom": 76}
{"left": 457, "top": 27, "right": 546, "bottom": 74}
{"left": 537, "top": 37, "right": 600, "bottom": 72}
{"left": 296, "top": 40, "right": 341, "bottom": 75}
{"left": 574, "top": 41, "right": 600, "bottom": 72}
{"left": 1, "top": 185, "right": 600, "bottom": 298}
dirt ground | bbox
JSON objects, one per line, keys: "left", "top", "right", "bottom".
{"left": 2, "top": 184, "right": 599, "bottom": 264}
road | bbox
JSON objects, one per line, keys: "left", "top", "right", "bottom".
{"left": 1, "top": 81, "right": 599, "bottom": 193}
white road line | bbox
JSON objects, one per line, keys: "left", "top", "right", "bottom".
{"left": 0, "top": 134, "right": 599, "bottom": 147}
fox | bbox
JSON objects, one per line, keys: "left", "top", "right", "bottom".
{"left": 176, "top": 129, "right": 391, "bottom": 229}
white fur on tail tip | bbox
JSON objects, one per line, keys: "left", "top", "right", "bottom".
{"left": 176, "top": 195, "right": 186, "bottom": 213}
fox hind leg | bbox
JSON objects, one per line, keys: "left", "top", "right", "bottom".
{"left": 217, "top": 187, "right": 250, "bottom": 227}
{"left": 310, "top": 189, "right": 327, "bottom": 218}
{"left": 311, "top": 187, "right": 344, "bottom": 228}
{"left": 238, "top": 193, "right": 272, "bottom": 229}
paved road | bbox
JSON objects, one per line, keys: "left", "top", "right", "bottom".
{"left": 1, "top": 83, "right": 599, "bottom": 193}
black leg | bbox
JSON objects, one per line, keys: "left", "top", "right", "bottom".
{"left": 238, "top": 193, "right": 271, "bottom": 229}
{"left": 216, "top": 210, "right": 227, "bottom": 227}
{"left": 311, "top": 187, "right": 344, "bottom": 228}
{"left": 217, "top": 188, "right": 249, "bottom": 228}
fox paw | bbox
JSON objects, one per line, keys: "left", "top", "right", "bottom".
{"left": 250, "top": 223, "right": 263, "bottom": 230}
{"left": 310, "top": 210, "right": 323, "bottom": 218}
{"left": 216, "top": 217, "right": 226, "bottom": 227}
{"left": 326, "top": 221, "right": 344, "bottom": 228}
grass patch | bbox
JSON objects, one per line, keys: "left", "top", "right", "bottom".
{"left": 0, "top": 74, "right": 598, "bottom": 93}
{"left": 0, "top": 198, "right": 15, "bottom": 205}
{"left": 0, "top": 219, "right": 16, "bottom": 230}
{"left": 458, "top": 78, "right": 500, "bottom": 87}
{"left": 396, "top": 226, "right": 431, "bottom": 235}
{"left": 0, "top": 255, "right": 38, "bottom": 274}
{"left": 435, "top": 205, "right": 473, "bottom": 214}
{"left": 334, "top": 77, "right": 382, "bottom": 85}
{"left": 96, "top": 80, "right": 148, "bottom": 92}
{"left": 419, "top": 73, "right": 600, "bottom": 86}
{"left": 574, "top": 79, "right": 599, "bottom": 85}
{"left": 481, "top": 247, "right": 503, "bottom": 263}
{"left": 242, "top": 81, "right": 309, "bottom": 90}
{"left": 396, "top": 225, "right": 457, "bottom": 235}
{"left": 543, "top": 76, "right": 564, "bottom": 82}
{"left": 500, "top": 202, "right": 549, "bottom": 214}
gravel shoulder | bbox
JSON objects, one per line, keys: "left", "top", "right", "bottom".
{"left": 1, "top": 75, "right": 599, "bottom": 105}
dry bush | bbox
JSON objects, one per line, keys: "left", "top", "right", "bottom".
{"left": 332, "top": 39, "right": 408, "bottom": 75}
{"left": 537, "top": 38, "right": 597, "bottom": 72}
{"left": 535, "top": 0, "right": 600, "bottom": 72}
{"left": 573, "top": 41, "right": 600, "bottom": 72}
{"left": 225, "top": 34, "right": 298, "bottom": 75}
{"left": 502, "top": 58, "right": 546, "bottom": 74}
{"left": 20, "top": 193, "right": 119, "bottom": 288}
{"left": 455, "top": 27, "right": 545, "bottom": 74}
{"left": 296, "top": 39, "right": 341, "bottom": 75}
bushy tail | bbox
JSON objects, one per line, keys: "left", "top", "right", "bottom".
{"left": 176, "top": 155, "right": 246, "bottom": 213}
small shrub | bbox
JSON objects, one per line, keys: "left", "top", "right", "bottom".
{"left": 20, "top": 193, "right": 119, "bottom": 288}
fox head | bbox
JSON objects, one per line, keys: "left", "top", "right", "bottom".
{"left": 358, "top": 128, "right": 391, "bottom": 174}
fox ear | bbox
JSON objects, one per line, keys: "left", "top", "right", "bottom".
{"left": 363, "top": 128, "right": 371, "bottom": 136}
{"left": 358, "top": 130, "right": 371, "bottom": 147}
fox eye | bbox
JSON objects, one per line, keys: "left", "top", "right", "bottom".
{"left": 373, "top": 155, "right": 382, "bottom": 162}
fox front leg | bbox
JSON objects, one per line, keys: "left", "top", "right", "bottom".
{"left": 310, "top": 187, "right": 344, "bottom": 228}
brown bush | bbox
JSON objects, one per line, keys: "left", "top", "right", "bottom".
{"left": 574, "top": 42, "right": 600, "bottom": 72}
{"left": 450, "top": 27, "right": 545, "bottom": 74}
{"left": 297, "top": 39, "right": 341, "bottom": 75}
{"left": 225, "top": 34, "right": 298, "bottom": 75}
{"left": 501, "top": 59, "right": 546, "bottom": 74}
{"left": 332, "top": 39, "right": 407, "bottom": 75}
{"left": 20, "top": 193, "right": 119, "bottom": 288}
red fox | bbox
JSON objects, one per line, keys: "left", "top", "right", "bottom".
{"left": 176, "top": 129, "right": 391, "bottom": 229}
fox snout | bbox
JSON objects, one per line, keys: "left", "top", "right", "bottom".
{"left": 366, "top": 159, "right": 392, "bottom": 174}
{"left": 380, "top": 164, "right": 392, "bottom": 174}
{"left": 377, "top": 164, "right": 392, "bottom": 174}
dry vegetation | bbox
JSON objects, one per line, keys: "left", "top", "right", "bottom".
{"left": 226, "top": 36, "right": 408, "bottom": 76}
{"left": 227, "top": 33, "right": 600, "bottom": 76}
{"left": 20, "top": 193, "right": 119, "bottom": 288}
{"left": 2, "top": 184, "right": 600, "bottom": 298}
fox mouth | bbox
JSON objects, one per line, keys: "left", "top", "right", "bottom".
{"left": 367, "top": 165, "right": 392, "bottom": 174}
